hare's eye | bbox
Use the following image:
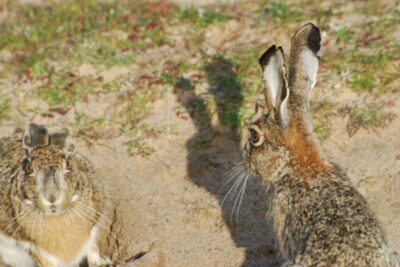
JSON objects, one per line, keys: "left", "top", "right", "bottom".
{"left": 66, "top": 160, "right": 72, "bottom": 170}
{"left": 64, "top": 160, "right": 73, "bottom": 173}
{"left": 250, "top": 129, "right": 260, "bottom": 143}
{"left": 249, "top": 127, "right": 264, "bottom": 146}
{"left": 25, "top": 162, "right": 33, "bottom": 174}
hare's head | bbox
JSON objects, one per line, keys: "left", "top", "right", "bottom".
{"left": 14, "top": 123, "right": 79, "bottom": 216}
{"left": 244, "top": 23, "right": 329, "bottom": 181}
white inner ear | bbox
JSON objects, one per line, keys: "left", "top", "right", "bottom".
{"left": 263, "top": 54, "right": 284, "bottom": 108}
{"left": 280, "top": 67, "right": 290, "bottom": 127}
{"left": 300, "top": 49, "right": 319, "bottom": 95}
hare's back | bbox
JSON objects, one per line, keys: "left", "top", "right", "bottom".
{"left": 0, "top": 134, "right": 24, "bottom": 163}
{"left": 287, "top": 175, "right": 399, "bottom": 266}
{"left": 0, "top": 134, "right": 25, "bottom": 178}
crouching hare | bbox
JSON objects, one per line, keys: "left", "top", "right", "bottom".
{"left": 243, "top": 23, "right": 400, "bottom": 266}
{"left": 0, "top": 123, "right": 111, "bottom": 267}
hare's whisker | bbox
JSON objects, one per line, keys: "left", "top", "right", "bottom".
{"left": 73, "top": 205, "right": 97, "bottom": 225}
{"left": 0, "top": 206, "right": 14, "bottom": 218}
{"left": 30, "top": 213, "right": 36, "bottom": 240}
{"left": 223, "top": 163, "right": 244, "bottom": 178}
{"left": 222, "top": 163, "right": 243, "bottom": 181}
{"left": 31, "top": 211, "right": 41, "bottom": 241}
{"left": 74, "top": 207, "right": 116, "bottom": 242}
{"left": 11, "top": 209, "right": 35, "bottom": 238}
{"left": 221, "top": 175, "right": 242, "bottom": 206}
{"left": 220, "top": 165, "right": 245, "bottom": 189}
{"left": 231, "top": 174, "right": 248, "bottom": 221}
{"left": 73, "top": 206, "right": 116, "bottom": 239}
{"left": 71, "top": 208, "right": 91, "bottom": 228}
{"left": 72, "top": 206, "right": 112, "bottom": 238}
{"left": 75, "top": 205, "right": 111, "bottom": 230}
{"left": 5, "top": 209, "right": 32, "bottom": 232}
{"left": 224, "top": 161, "right": 244, "bottom": 175}
{"left": 76, "top": 203, "right": 110, "bottom": 223}
{"left": 235, "top": 173, "right": 249, "bottom": 222}
{"left": 221, "top": 172, "right": 246, "bottom": 207}
{"left": 228, "top": 173, "right": 247, "bottom": 203}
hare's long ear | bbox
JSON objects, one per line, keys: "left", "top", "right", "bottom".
{"left": 259, "top": 45, "right": 290, "bottom": 126}
{"left": 23, "top": 123, "right": 49, "bottom": 154}
{"left": 288, "top": 23, "right": 320, "bottom": 119}
{"left": 49, "top": 131, "right": 76, "bottom": 155}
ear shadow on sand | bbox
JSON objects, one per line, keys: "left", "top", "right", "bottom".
{"left": 172, "top": 56, "right": 283, "bottom": 266}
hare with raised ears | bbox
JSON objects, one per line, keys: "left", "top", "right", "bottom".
{"left": 0, "top": 124, "right": 111, "bottom": 267}
{"left": 243, "top": 23, "right": 400, "bottom": 267}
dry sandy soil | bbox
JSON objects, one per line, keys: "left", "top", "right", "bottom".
{"left": 0, "top": 0, "right": 399, "bottom": 266}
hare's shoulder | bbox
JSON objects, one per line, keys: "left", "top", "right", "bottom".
{"left": 286, "top": 172, "right": 378, "bottom": 226}
{"left": 0, "top": 134, "right": 23, "bottom": 157}
{"left": 0, "top": 134, "right": 25, "bottom": 177}
{"left": 68, "top": 154, "right": 100, "bottom": 185}
{"left": 286, "top": 173, "right": 387, "bottom": 257}
{"left": 272, "top": 172, "right": 391, "bottom": 265}
{"left": 70, "top": 154, "right": 94, "bottom": 171}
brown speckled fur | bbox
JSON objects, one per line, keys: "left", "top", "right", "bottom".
{"left": 0, "top": 124, "right": 108, "bottom": 266}
{"left": 244, "top": 24, "right": 400, "bottom": 267}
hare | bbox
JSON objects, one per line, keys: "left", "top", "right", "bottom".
{"left": 0, "top": 123, "right": 111, "bottom": 267}
{"left": 243, "top": 23, "right": 400, "bottom": 266}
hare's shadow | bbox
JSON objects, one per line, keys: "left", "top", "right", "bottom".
{"left": 172, "top": 56, "right": 282, "bottom": 266}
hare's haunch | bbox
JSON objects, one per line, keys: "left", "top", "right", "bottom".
{"left": 243, "top": 23, "right": 400, "bottom": 267}
{"left": 0, "top": 124, "right": 110, "bottom": 267}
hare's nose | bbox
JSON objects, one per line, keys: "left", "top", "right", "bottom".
{"left": 48, "top": 194, "right": 56, "bottom": 203}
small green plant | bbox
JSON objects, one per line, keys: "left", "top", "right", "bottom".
{"left": 313, "top": 123, "right": 330, "bottom": 140}
{"left": 311, "top": 100, "right": 336, "bottom": 140}
{"left": 179, "top": 8, "right": 231, "bottom": 28}
{"left": 197, "top": 10, "right": 231, "bottom": 28}
{"left": 335, "top": 27, "right": 352, "bottom": 43}
{"left": 125, "top": 139, "right": 155, "bottom": 157}
{"left": 267, "top": 2, "right": 304, "bottom": 21}
{"left": 346, "top": 103, "right": 395, "bottom": 136}
{"left": 350, "top": 71, "right": 377, "bottom": 92}
{"left": 270, "top": 2, "right": 289, "bottom": 18}
{"left": 342, "top": 48, "right": 393, "bottom": 94}
{"left": 36, "top": 74, "right": 96, "bottom": 106}
{"left": 203, "top": 55, "right": 243, "bottom": 128}
{"left": 119, "top": 84, "right": 162, "bottom": 130}
{"left": 175, "top": 77, "right": 195, "bottom": 91}
{"left": 160, "top": 73, "right": 176, "bottom": 85}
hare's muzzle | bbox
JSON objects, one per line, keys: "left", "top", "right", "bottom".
{"left": 37, "top": 166, "right": 68, "bottom": 215}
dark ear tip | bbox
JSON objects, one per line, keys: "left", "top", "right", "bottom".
{"left": 292, "top": 23, "right": 321, "bottom": 53}
{"left": 27, "top": 123, "right": 47, "bottom": 136}
{"left": 49, "top": 131, "right": 69, "bottom": 147}
{"left": 307, "top": 24, "right": 321, "bottom": 53}
{"left": 259, "top": 45, "right": 277, "bottom": 66}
